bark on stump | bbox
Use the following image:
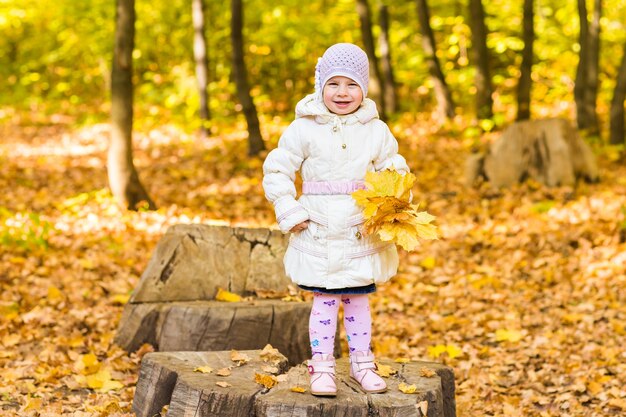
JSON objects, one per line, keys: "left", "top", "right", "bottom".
{"left": 115, "top": 300, "right": 315, "bottom": 365}
{"left": 115, "top": 224, "right": 330, "bottom": 364}
{"left": 133, "top": 350, "right": 456, "bottom": 417}
{"left": 466, "top": 118, "right": 599, "bottom": 187}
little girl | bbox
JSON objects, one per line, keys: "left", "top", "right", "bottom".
{"left": 262, "top": 43, "right": 410, "bottom": 396}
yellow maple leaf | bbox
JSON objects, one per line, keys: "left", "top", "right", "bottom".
{"left": 86, "top": 369, "right": 123, "bottom": 392}
{"left": 419, "top": 367, "right": 436, "bottom": 378}
{"left": 398, "top": 382, "right": 418, "bottom": 394}
{"left": 495, "top": 329, "right": 523, "bottom": 343}
{"left": 428, "top": 344, "right": 463, "bottom": 359}
{"left": 215, "top": 288, "right": 242, "bottom": 302}
{"left": 290, "top": 386, "right": 307, "bottom": 393}
{"left": 352, "top": 170, "right": 438, "bottom": 251}
{"left": 376, "top": 363, "right": 397, "bottom": 377}
{"left": 394, "top": 357, "right": 410, "bottom": 363}
{"left": 254, "top": 373, "right": 278, "bottom": 389}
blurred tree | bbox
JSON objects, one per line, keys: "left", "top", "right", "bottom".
{"left": 414, "top": 0, "right": 455, "bottom": 120}
{"left": 378, "top": 3, "right": 398, "bottom": 114}
{"left": 356, "top": 0, "right": 386, "bottom": 119}
{"left": 231, "top": 0, "right": 264, "bottom": 156}
{"left": 192, "top": 0, "right": 211, "bottom": 138}
{"left": 468, "top": 0, "right": 493, "bottom": 120}
{"left": 516, "top": 0, "right": 534, "bottom": 121}
{"left": 109, "top": 0, "right": 155, "bottom": 210}
{"left": 610, "top": 42, "right": 626, "bottom": 145}
{"left": 575, "top": 0, "right": 602, "bottom": 134}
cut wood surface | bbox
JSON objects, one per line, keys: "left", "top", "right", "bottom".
{"left": 466, "top": 118, "right": 599, "bottom": 187}
{"left": 114, "top": 300, "right": 324, "bottom": 365}
{"left": 131, "top": 224, "right": 290, "bottom": 303}
{"left": 133, "top": 350, "right": 456, "bottom": 417}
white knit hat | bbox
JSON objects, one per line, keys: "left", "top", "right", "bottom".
{"left": 315, "top": 43, "right": 369, "bottom": 97}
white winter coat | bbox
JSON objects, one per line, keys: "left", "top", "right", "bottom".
{"left": 262, "top": 93, "right": 410, "bottom": 290}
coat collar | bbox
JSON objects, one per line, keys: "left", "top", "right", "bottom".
{"left": 294, "top": 93, "right": 379, "bottom": 125}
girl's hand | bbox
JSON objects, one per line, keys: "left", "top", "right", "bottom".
{"left": 290, "top": 221, "right": 309, "bottom": 233}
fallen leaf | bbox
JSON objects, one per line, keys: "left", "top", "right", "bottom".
{"left": 394, "top": 357, "right": 410, "bottom": 363}
{"left": 417, "top": 400, "right": 428, "bottom": 416}
{"left": 216, "top": 368, "right": 231, "bottom": 377}
{"left": 420, "top": 367, "right": 436, "bottom": 378}
{"left": 290, "top": 386, "right": 306, "bottom": 393}
{"left": 261, "top": 365, "right": 279, "bottom": 374}
{"left": 398, "top": 382, "right": 418, "bottom": 394}
{"left": 495, "top": 329, "right": 523, "bottom": 343}
{"left": 254, "top": 373, "right": 278, "bottom": 389}
{"left": 230, "top": 350, "right": 251, "bottom": 365}
{"left": 376, "top": 363, "right": 397, "bottom": 377}
{"left": 260, "top": 344, "right": 283, "bottom": 364}
{"left": 215, "top": 288, "right": 242, "bottom": 302}
{"left": 193, "top": 366, "right": 214, "bottom": 374}
{"left": 216, "top": 381, "right": 232, "bottom": 388}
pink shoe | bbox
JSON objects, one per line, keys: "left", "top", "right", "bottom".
{"left": 307, "top": 354, "right": 337, "bottom": 396}
{"left": 350, "top": 351, "right": 387, "bottom": 393}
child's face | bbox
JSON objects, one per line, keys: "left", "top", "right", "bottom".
{"left": 322, "top": 76, "right": 363, "bottom": 115}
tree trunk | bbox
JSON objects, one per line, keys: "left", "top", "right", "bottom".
{"left": 356, "top": 0, "right": 386, "bottom": 120}
{"left": 378, "top": 3, "right": 398, "bottom": 114}
{"left": 516, "top": 0, "right": 534, "bottom": 121}
{"left": 230, "top": 0, "right": 264, "bottom": 156}
{"left": 192, "top": 0, "right": 210, "bottom": 138}
{"left": 415, "top": 0, "right": 455, "bottom": 119}
{"left": 610, "top": 42, "right": 626, "bottom": 145}
{"left": 584, "top": 0, "right": 601, "bottom": 134}
{"left": 109, "top": 0, "right": 155, "bottom": 210}
{"left": 468, "top": 0, "right": 493, "bottom": 120}
{"left": 574, "top": 0, "right": 589, "bottom": 129}
{"left": 575, "top": 0, "right": 602, "bottom": 134}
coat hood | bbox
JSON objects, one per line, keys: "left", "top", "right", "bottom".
{"left": 294, "top": 93, "right": 379, "bottom": 125}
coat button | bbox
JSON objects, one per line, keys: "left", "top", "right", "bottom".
{"left": 355, "top": 231, "right": 362, "bottom": 239}
{"left": 341, "top": 143, "right": 347, "bottom": 149}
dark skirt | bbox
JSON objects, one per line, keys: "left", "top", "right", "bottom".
{"left": 298, "top": 283, "right": 376, "bottom": 295}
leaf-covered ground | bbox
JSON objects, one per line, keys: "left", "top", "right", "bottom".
{"left": 1, "top": 115, "right": 625, "bottom": 416}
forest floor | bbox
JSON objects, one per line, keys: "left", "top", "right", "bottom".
{"left": 0, "top": 113, "right": 625, "bottom": 416}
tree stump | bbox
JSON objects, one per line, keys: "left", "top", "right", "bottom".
{"left": 115, "top": 300, "right": 315, "bottom": 365}
{"left": 130, "top": 224, "right": 291, "bottom": 303}
{"left": 133, "top": 350, "right": 456, "bottom": 417}
{"left": 466, "top": 118, "right": 599, "bottom": 187}
{"left": 115, "top": 224, "right": 335, "bottom": 364}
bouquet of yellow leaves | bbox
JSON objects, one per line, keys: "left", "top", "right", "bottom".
{"left": 351, "top": 170, "right": 438, "bottom": 251}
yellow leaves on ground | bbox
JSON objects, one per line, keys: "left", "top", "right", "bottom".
{"left": 215, "top": 288, "right": 242, "bottom": 302}
{"left": 193, "top": 366, "right": 213, "bottom": 374}
{"left": 419, "top": 367, "right": 436, "bottom": 378}
{"left": 427, "top": 344, "right": 463, "bottom": 360}
{"left": 495, "top": 329, "right": 523, "bottom": 343}
{"left": 290, "top": 385, "right": 307, "bottom": 393}
{"left": 73, "top": 353, "right": 124, "bottom": 392}
{"left": 352, "top": 170, "right": 438, "bottom": 251}
{"left": 215, "top": 381, "right": 232, "bottom": 388}
{"left": 394, "top": 357, "right": 411, "bottom": 364}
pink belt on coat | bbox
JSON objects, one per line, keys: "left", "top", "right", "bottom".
{"left": 302, "top": 180, "right": 366, "bottom": 195}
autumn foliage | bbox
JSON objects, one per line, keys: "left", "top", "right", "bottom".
{"left": 1, "top": 115, "right": 626, "bottom": 416}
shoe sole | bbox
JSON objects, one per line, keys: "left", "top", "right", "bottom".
{"left": 311, "top": 391, "right": 337, "bottom": 397}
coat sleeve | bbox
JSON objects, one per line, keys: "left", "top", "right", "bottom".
{"left": 262, "top": 122, "right": 310, "bottom": 233}
{"left": 373, "top": 123, "right": 410, "bottom": 174}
